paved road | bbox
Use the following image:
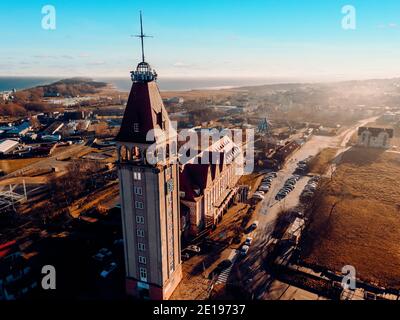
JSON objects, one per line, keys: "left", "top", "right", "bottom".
{"left": 240, "top": 116, "right": 379, "bottom": 299}
{"left": 253, "top": 116, "right": 378, "bottom": 244}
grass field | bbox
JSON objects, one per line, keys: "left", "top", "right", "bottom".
{"left": 308, "top": 148, "right": 339, "bottom": 175}
{"left": 301, "top": 147, "right": 400, "bottom": 289}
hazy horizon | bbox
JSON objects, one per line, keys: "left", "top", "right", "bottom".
{"left": 3, "top": 1, "right": 400, "bottom": 80}
{"left": 2, "top": 73, "right": 400, "bottom": 93}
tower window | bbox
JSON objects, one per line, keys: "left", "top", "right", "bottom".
{"left": 134, "top": 187, "right": 143, "bottom": 195}
{"left": 134, "top": 123, "right": 140, "bottom": 133}
{"left": 139, "top": 267, "right": 148, "bottom": 282}
{"left": 137, "top": 229, "right": 145, "bottom": 238}
{"left": 135, "top": 201, "right": 144, "bottom": 209}
{"left": 156, "top": 112, "right": 164, "bottom": 129}
{"left": 136, "top": 216, "right": 145, "bottom": 224}
{"left": 166, "top": 179, "right": 174, "bottom": 193}
{"left": 138, "top": 243, "right": 146, "bottom": 251}
{"left": 133, "top": 172, "right": 142, "bottom": 181}
{"left": 138, "top": 256, "right": 147, "bottom": 264}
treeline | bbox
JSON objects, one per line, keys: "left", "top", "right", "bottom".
{"left": 0, "top": 90, "right": 52, "bottom": 117}
{"left": 0, "top": 78, "right": 108, "bottom": 117}
{"left": 40, "top": 78, "right": 108, "bottom": 97}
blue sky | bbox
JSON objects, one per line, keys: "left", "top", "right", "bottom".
{"left": 2, "top": 0, "right": 400, "bottom": 80}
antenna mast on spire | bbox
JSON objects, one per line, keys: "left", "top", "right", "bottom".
{"left": 135, "top": 11, "right": 152, "bottom": 63}
{"left": 131, "top": 11, "right": 157, "bottom": 83}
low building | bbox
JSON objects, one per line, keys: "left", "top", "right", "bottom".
{"left": 63, "top": 111, "right": 90, "bottom": 121}
{"left": 5, "top": 122, "right": 31, "bottom": 137}
{"left": 357, "top": 127, "right": 393, "bottom": 149}
{"left": 382, "top": 112, "right": 399, "bottom": 123}
{"left": 179, "top": 135, "right": 243, "bottom": 236}
{"left": 42, "top": 121, "right": 64, "bottom": 135}
{"left": 0, "top": 140, "right": 19, "bottom": 156}
{"left": 274, "top": 140, "right": 301, "bottom": 164}
{"left": 282, "top": 217, "right": 305, "bottom": 245}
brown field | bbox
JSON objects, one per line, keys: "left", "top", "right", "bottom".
{"left": 308, "top": 148, "right": 339, "bottom": 175}
{"left": 0, "top": 158, "right": 42, "bottom": 175}
{"left": 301, "top": 148, "right": 400, "bottom": 289}
{"left": 161, "top": 88, "right": 244, "bottom": 100}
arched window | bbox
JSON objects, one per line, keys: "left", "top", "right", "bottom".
{"left": 120, "top": 145, "right": 128, "bottom": 161}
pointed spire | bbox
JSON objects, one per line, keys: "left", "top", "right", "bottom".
{"left": 117, "top": 13, "right": 173, "bottom": 145}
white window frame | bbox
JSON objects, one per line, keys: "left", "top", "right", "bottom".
{"left": 139, "top": 267, "right": 147, "bottom": 282}
{"left": 134, "top": 186, "right": 143, "bottom": 195}
{"left": 138, "top": 256, "right": 147, "bottom": 264}
{"left": 136, "top": 216, "right": 145, "bottom": 224}
{"left": 135, "top": 201, "right": 144, "bottom": 209}
{"left": 136, "top": 229, "right": 145, "bottom": 238}
{"left": 138, "top": 243, "right": 146, "bottom": 251}
{"left": 133, "top": 172, "right": 142, "bottom": 181}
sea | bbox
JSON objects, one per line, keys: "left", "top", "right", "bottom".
{"left": 0, "top": 76, "right": 297, "bottom": 93}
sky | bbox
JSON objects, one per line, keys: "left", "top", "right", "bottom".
{"left": 2, "top": 0, "right": 400, "bottom": 80}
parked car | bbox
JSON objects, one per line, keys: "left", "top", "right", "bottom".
{"left": 284, "top": 185, "right": 295, "bottom": 191}
{"left": 100, "top": 262, "right": 117, "bottom": 278}
{"left": 263, "top": 178, "right": 274, "bottom": 184}
{"left": 305, "top": 185, "right": 317, "bottom": 191}
{"left": 186, "top": 245, "right": 201, "bottom": 253}
{"left": 245, "top": 237, "right": 253, "bottom": 246}
{"left": 276, "top": 191, "right": 288, "bottom": 200}
{"left": 93, "top": 248, "right": 112, "bottom": 262}
{"left": 252, "top": 193, "right": 265, "bottom": 201}
{"left": 251, "top": 221, "right": 259, "bottom": 229}
{"left": 181, "top": 252, "right": 191, "bottom": 261}
{"left": 240, "top": 245, "right": 250, "bottom": 256}
{"left": 275, "top": 194, "right": 283, "bottom": 201}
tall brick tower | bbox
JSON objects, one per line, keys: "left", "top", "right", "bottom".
{"left": 115, "top": 12, "right": 182, "bottom": 300}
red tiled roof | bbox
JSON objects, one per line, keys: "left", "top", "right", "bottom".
{"left": 0, "top": 249, "right": 11, "bottom": 259}
{"left": 180, "top": 164, "right": 211, "bottom": 201}
{"left": 0, "top": 240, "right": 16, "bottom": 251}
{"left": 116, "top": 81, "right": 173, "bottom": 144}
{"left": 0, "top": 240, "right": 16, "bottom": 259}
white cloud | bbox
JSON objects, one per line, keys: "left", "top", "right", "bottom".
{"left": 88, "top": 60, "right": 106, "bottom": 66}
{"left": 172, "top": 62, "right": 191, "bottom": 68}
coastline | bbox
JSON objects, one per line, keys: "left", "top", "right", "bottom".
{"left": 0, "top": 76, "right": 295, "bottom": 93}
